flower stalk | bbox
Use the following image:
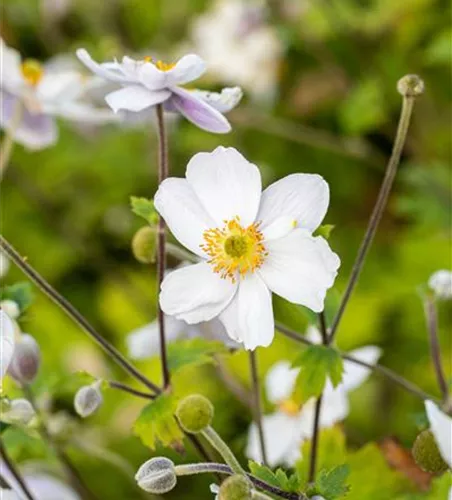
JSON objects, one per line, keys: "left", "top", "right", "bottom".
{"left": 0, "top": 101, "right": 22, "bottom": 180}
{"left": 249, "top": 350, "right": 268, "bottom": 465}
{"left": 202, "top": 426, "right": 246, "bottom": 476}
{"left": 0, "top": 439, "right": 36, "bottom": 500}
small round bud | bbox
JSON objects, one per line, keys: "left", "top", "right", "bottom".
{"left": 2, "top": 398, "right": 35, "bottom": 426}
{"left": 8, "top": 334, "right": 41, "bottom": 383}
{"left": 132, "top": 226, "right": 157, "bottom": 264}
{"left": 412, "top": 429, "right": 448, "bottom": 474}
{"left": 135, "top": 457, "right": 176, "bottom": 494}
{"left": 176, "top": 394, "right": 214, "bottom": 433}
{"left": 74, "top": 381, "right": 103, "bottom": 418}
{"left": 397, "top": 74, "right": 425, "bottom": 97}
{"left": 0, "top": 300, "right": 20, "bottom": 319}
{"left": 219, "top": 475, "right": 251, "bottom": 500}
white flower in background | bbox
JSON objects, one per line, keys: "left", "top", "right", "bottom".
{"left": 155, "top": 147, "right": 340, "bottom": 350}
{"left": 76, "top": 49, "right": 242, "bottom": 133}
{"left": 424, "top": 400, "right": 451, "bottom": 469}
{"left": 428, "top": 270, "right": 452, "bottom": 300}
{"left": 0, "top": 39, "right": 116, "bottom": 151}
{"left": 0, "top": 310, "right": 16, "bottom": 379}
{"left": 0, "top": 300, "right": 20, "bottom": 319}
{"left": 247, "top": 327, "right": 381, "bottom": 466}
{"left": 191, "top": 0, "right": 284, "bottom": 101}
{"left": 210, "top": 483, "right": 220, "bottom": 499}
{"left": 0, "top": 489, "right": 20, "bottom": 500}
{"left": 0, "top": 252, "right": 10, "bottom": 278}
{"left": 1, "top": 398, "right": 36, "bottom": 426}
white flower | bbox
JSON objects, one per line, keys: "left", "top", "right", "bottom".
{"left": 0, "top": 39, "right": 116, "bottom": 150}
{"left": 0, "top": 310, "right": 16, "bottom": 379}
{"left": 155, "top": 147, "right": 340, "bottom": 350}
{"left": 76, "top": 49, "right": 242, "bottom": 133}
{"left": 210, "top": 483, "right": 220, "bottom": 499}
{"left": 0, "top": 300, "right": 20, "bottom": 319}
{"left": 424, "top": 400, "right": 452, "bottom": 469}
{"left": 191, "top": 0, "right": 284, "bottom": 101}
{"left": 428, "top": 270, "right": 452, "bottom": 300}
{"left": 0, "top": 252, "right": 10, "bottom": 278}
{"left": 1, "top": 398, "right": 36, "bottom": 426}
{"left": 246, "top": 329, "right": 381, "bottom": 466}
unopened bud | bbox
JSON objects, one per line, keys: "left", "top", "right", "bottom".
{"left": 219, "top": 475, "right": 251, "bottom": 500}
{"left": 2, "top": 398, "right": 35, "bottom": 425}
{"left": 176, "top": 394, "right": 214, "bottom": 434}
{"left": 135, "top": 457, "right": 176, "bottom": 494}
{"left": 132, "top": 226, "right": 157, "bottom": 264}
{"left": 0, "top": 300, "right": 20, "bottom": 319}
{"left": 397, "top": 74, "right": 424, "bottom": 97}
{"left": 412, "top": 429, "right": 448, "bottom": 474}
{"left": 74, "top": 380, "right": 103, "bottom": 418}
{"left": 8, "top": 334, "right": 41, "bottom": 383}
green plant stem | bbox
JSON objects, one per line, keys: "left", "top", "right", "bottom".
{"left": 0, "top": 102, "right": 22, "bottom": 180}
{"left": 108, "top": 381, "right": 156, "bottom": 400}
{"left": 329, "top": 95, "right": 417, "bottom": 344}
{"left": 0, "top": 439, "right": 36, "bottom": 500}
{"left": 249, "top": 350, "right": 268, "bottom": 465}
{"left": 201, "top": 426, "right": 246, "bottom": 476}
{"left": 155, "top": 103, "right": 170, "bottom": 389}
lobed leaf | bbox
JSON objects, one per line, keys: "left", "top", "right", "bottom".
{"left": 0, "top": 282, "right": 34, "bottom": 314}
{"left": 130, "top": 196, "right": 159, "bottom": 225}
{"left": 248, "top": 461, "right": 300, "bottom": 493}
{"left": 167, "top": 338, "right": 228, "bottom": 375}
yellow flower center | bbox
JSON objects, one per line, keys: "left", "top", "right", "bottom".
{"left": 143, "top": 56, "right": 175, "bottom": 72}
{"left": 201, "top": 217, "right": 267, "bottom": 283}
{"left": 20, "top": 59, "right": 43, "bottom": 86}
{"left": 279, "top": 399, "right": 300, "bottom": 416}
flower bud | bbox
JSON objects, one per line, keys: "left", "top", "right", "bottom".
{"left": 2, "top": 398, "right": 35, "bottom": 426}
{"left": 135, "top": 457, "right": 176, "bottom": 494}
{"left": 8, "top": 334, "right": 41, "bottom": 383}
{"left": 0, "top": 300, "right": 20, "bottom": 319}
{"left": 132, "top": 226, "right": 157, "bottom": 264}
{"left": 412, "top": 429, "right": 448, "bottom": 474}
{"left": 218, "top": 475, "right": 251, "bottom": 500}
{"left": 397, "top": 74, "right": 425, "bottom": 97}
{"left": 176, "top": 394, "right": 214, "bottom": 434}
{"left": 74, "top": 380, "right": 103, "bottom": 418}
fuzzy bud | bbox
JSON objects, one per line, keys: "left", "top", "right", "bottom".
{"left": 8, "top": 334, "right": 41, "bottom": 383}
{"left": 135, "top": 457, "right": 176, "bottom": 494}
{"left": 412, "top": 429, "right": 448, "bottom": 474}
{"left": 2, "top": 398, "right": 35, "bottom": 426}
{"left": 397, "top": 74, "right": 425, "bottom": 97}
{"left": 176, "top": 394, "right": 214, "bottom": 434}
{"left": 219, "top": 475, "right": 251, "bottom": 500}
{"left": 0, "top": 300, "right": 20, "bottom": 319}
{"left": 132, "top": 226, "right": 157, "bottom": 264}
{"left": 74, "top": 380, "right": 103, "bottom": 418}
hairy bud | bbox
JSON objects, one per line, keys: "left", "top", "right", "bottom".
{"left": 74, "top": 380, "right": 103, "bottom": 418}
{"left": 132, "top": 226, "right": 157, "bottom": 264}
{"left": 2, "top": 398, "right": 35, "bottom": 425}
{"left": 219, "top": 475, "right": 251, "bottom": 500}
{"left": 176, "top": 394, "right": 214, "bottom": 434}
{"left": 0, "top": 300, "right": 20, "bottom": 319}
{"left": 397, "top": 74, "right": 425, "bottom": 97}
{"left": 135, "top": 457, "right": 176, "bottom": 494}
{"left": 8, "top": 334, "right": 41, "bottom": 383}
{"left": 412, "top": 429, "right": 448, "bottom": 474}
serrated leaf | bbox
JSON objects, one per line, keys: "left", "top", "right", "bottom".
{"left": 0, "top": 282, "right": 34, "bottom": 313}
{"left": 130, "top": 196, "right": 159, "bottom": 225}
{"left": 314, "top": 224, "right": 335, "bottom": 240}
{"left": 167, "top": 338, "right": 227, "bottom": 374}
{"left": 316, "top": 464, "right": 350, "bottom": 499}
{"left": 133, "top": 393, "right": 183, "bottom": 450}
{"left": 248, "top": 461, "right": 300, "bottom": 493}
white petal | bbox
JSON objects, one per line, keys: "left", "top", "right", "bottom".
{"left": 190, "top": 86, "right": 243, "bottom": 113}
{"left": 0, "top": 311, "right": 15, "bottom": 378}
{"left": 428, "top": 269, "right": 452, "bottom": 300}
{"left": 76, "top": 49, "right": 133, "bottom": 84}
{"left": 137, "top": 62, "right": 168, "bottom": 91}
{"left": 246, "top": 412, "right": 301, "bottom": 467}
{"left": 26, "top": 474, "right": 80, "bottom": 500}
{"left": 166, "top": 54, "right": 206, "bottom": 85}
{"left": 195, "top": 317, "right": 239, "bottom": 348}
{"left": 154, "top": 178, "right": 215, "bottom": 257}
{"left": 219, "top": 273, "right": 274, "bottom": 350}
{"left": 341, "top": 346, "right": 381, "bottom": 392}
{"left": 186, "top": 146, "right": 262, "bottom": 227}
{"left": 305, "top": 325, "right": 322, "bottom": 344}
{"left": 265, "top": 361, "right": 299, "bottom": 405}
{"left": 319, "top": 383, "right": 350, "bottom": 427}
{"left": 105, "top": 86, "right": 170, "bottom": 113}
{"left": 259, "top": 230, "right": 340, "bottom": 313}
{"left": 160, "top": 262, "right": 236, "bottom": 324}
{"left": 0, "top": 38, "right": 24, "bottom": 95}
{"left": 37, "top": 71, "right": 84, "bottom": 103}
{"left": 425, "top": 400, "right": 452, "bottom": 468}
{"left": 258, "top": 174, "right": 330, "bottom": 233}
{"left": 261, "top": 216, "right": 297, "bottom": 241}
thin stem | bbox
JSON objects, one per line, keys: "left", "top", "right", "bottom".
{"left": 0, "top": 234, "right": 160, "bottom": 394}
{"left": 0, "top": 439, "right": 36, "bottom": 500}
{"left": 201, "top": 426, "right": 246, "bottom": 476}
{"left": 0, "top": 102, "right": 22, "bottom": 180}
{"left": 108, "top": 381, "right": 156, "bottom": 400}
{"left": 423, "top": 296, "right": 449, "bottom": 401}
{"left": 249, "top": 350, "right": 268, "bottom": 465}
{"left": 155, "top": 103, "right": 170, "bottom": 389}
{"left": 329, "top": 95, "right": 417, "bottom": 343}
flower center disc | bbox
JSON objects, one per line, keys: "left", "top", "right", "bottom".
{"left": 279, "top": 399, "right": 300, "bottom": 416}
{"left": 21, "top": 59, "right": 43, "bottom": 86}
{"left": 143, "top": 56, "right": 175, "bottom": 72}
{"left": 201, "top": 217, "right": 267, "bottom": 283}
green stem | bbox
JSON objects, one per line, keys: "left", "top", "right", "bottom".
{"left": 249, "top": 350, "right": 268, "bottom": 465}
{"left": 201, "top": 426, "right": 246, "bottom": 476}
{"left": 0, "top": 439, "right": 36, "bottom": 500}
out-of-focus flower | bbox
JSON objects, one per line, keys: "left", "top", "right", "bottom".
{"left": 246, "top": 327, "right": 381, "bottom": 466}
{"left": 191, "top": 0, "right": 284, "bottom": 101}
{"left": 0, "top": 310, "right": 15, "bottom": 379}
{"left": 8, "top": 334, "right": 41, "bottom": 384}
{"left": 0, "top": 300, "right": 20, "bottom": 319}
{"left": 210, "top": 483, "right": 220, "bottom": 499}
{"left": 155, "top": 147, "right": 339, "bottom": 350}
{"left": 424, "top": 400, "right": 451, "bottom": 469}
{"left": 1, "top": 398, "right": 36, "bottom": 426}
{"left": 0, "top": 252, "right": 10, "bottom": 278}
{"left": 0, "top": 39, "right": 116, "bottom": 151}
{"left": 76, "top": 49, "right": 242, "bottom": 133}
{"left": 428, "top": 270, "right": 452, "bottom": 300}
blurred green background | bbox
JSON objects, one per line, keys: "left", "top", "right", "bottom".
{"left": 1, "top": 0, "right": 451, "bottom": 498}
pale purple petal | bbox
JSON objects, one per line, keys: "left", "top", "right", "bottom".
{"left": 190, "top": 87, "right": 243, "bottom": 113}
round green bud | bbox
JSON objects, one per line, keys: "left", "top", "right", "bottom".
{"left": 397, "top": 74, "right": 425, "bottom": 97}
{"left": 132, "top": 226, "right": 156, "bottom": 264}
{"left": 176, "top": 394, "right": 214, "bottom": 433}
{"left": 412, "top": 429, "right": 448, "bottom": 474}
{"left": 219, "top": 475, "right": 251, "bottom": 500}
{"left": 135, "top": 457, "right": 176, "bottom": 494}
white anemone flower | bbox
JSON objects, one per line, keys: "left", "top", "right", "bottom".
{"left": 155, "top": 147, "right": 340, "bottom": 350}
{"left": 428, "top": 270, "right": 452, "bottom": 300}
{"left": 76, "top": 49, "right": 242, "bottom": 133}
{"left": 424, "top": 400, "right": 452, "bottom": 469}
{"left": 246, "top": 327, "right": 381, "bottom": 466}
{"left": 0, "top": 39, "right": 116, "bottom": 151}
{"left": 0, "top": 310, "right": 16, "bottom": 379}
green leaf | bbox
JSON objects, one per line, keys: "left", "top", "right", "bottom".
{"left": 133, "top": 393, "right": 183, "bottom": 450}
{"left": 316, "top": 464, "right": 350, "bottom": 499}
{"left": 292, "top": 345, "right": 343, "bottom": 403}
{"left": 248, "top": 461, "right": 300, "bottom": 493}
{"left": 0, "top": 282, "right": 34, "bottom": 314}
{"left": 314, "top": 224, "right": 335, "bottom": 240}
{"left": 167, "top": 338, "right": 227, "bottom": 375}
{"left": 130, "top": 196, "right": 159, "bottom": 225}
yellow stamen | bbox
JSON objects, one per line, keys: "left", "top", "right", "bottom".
{"left": 279, "top": 399, "right": 300, "bottom": 416}
{"left": 200, "top": 216, "right": 267, "bottom": 283}
{"left": 143, "top": 56, "right": 153, "bottom": 62}
{"left": 155, "top": 60, "right": 176, "bottom": 72}
{"left": 21, "top": 59, "right": 43, "bottom": 86}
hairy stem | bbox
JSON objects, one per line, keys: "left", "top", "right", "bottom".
{"left": 202, "top": 426, "right": 246, "bottom": 476}
{"left": 249, "top": 350, "right": 268, "bottom": 465}
{"left": 0, "top": 439, "right": 36, "bottom": 500}
{"left": 155, "top": 103, "right": 170, "bottom": 389}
